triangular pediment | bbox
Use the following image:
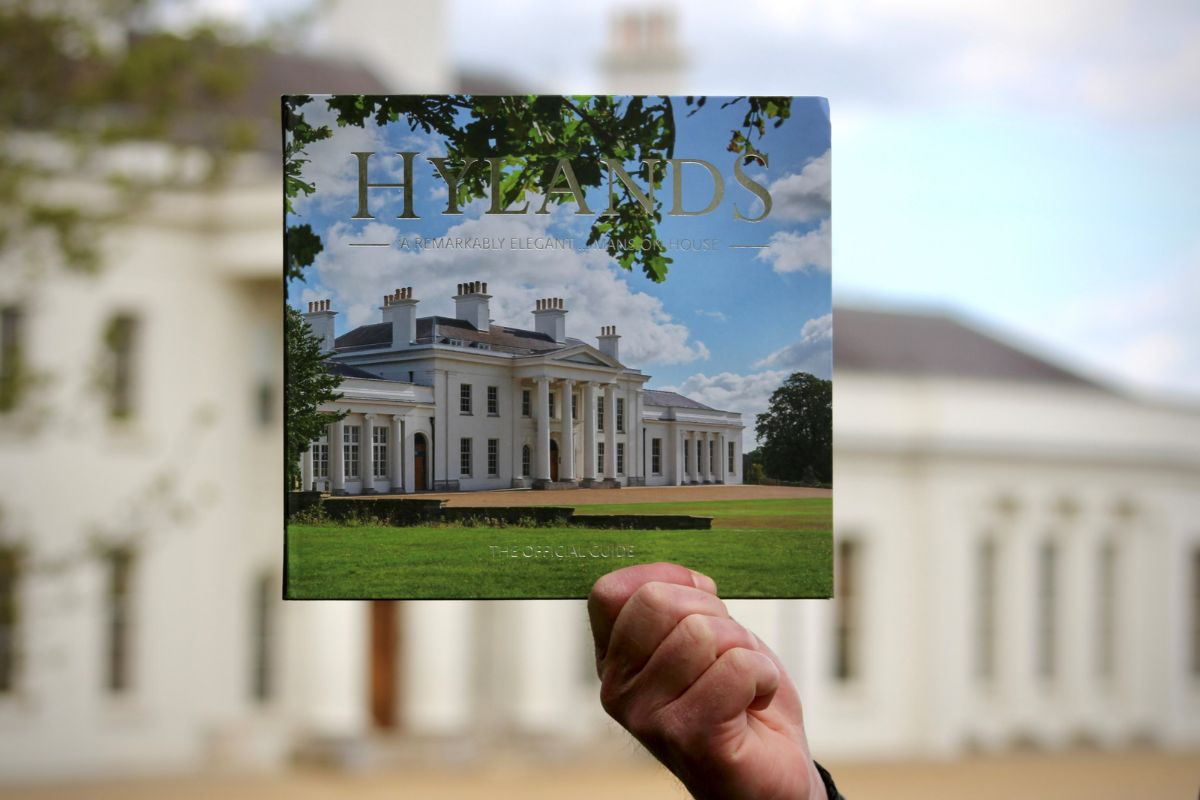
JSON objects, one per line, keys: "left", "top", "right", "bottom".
{"left": 538, "top": 343, "right": 623, "bottom": 369}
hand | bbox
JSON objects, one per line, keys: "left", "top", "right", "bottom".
{"left": 588, "top": 562, "right": 827, "bottom": 800}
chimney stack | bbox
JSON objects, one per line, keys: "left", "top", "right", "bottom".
{"left": 533, "top": 297, "right": 568, "bottom": 343}
{"left": 453, "top": 281, "right": 491, "bottom": 331}
{"left": 598, "top": 324, "right": 620, "bottom": 361}
{"left": 381, "top": 286, "right": 418, "bottom": 349}
{"left": 302, "top": 299, "right": 337, "bottom": 352}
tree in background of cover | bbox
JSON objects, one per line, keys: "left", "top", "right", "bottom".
{"left": 754, "top": 372, "right": 832, "bottom": 485}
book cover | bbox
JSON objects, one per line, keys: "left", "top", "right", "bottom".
{"left": 284, "top": 95, "right": 831, "bottom": 599}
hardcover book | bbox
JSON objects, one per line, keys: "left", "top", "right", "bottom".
{"left": 284, "top": 95, "right": 831, "bottom": 599}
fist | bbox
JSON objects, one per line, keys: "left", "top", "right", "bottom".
{"left": 588, "top": 563, "right": 826, "bottom": 800}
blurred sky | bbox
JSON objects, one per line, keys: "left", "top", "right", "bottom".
{"left": 160, "top": 0, "right": 1200, "bottom": 400}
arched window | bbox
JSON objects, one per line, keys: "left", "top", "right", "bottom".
{"left": 521, "top": 445, "right": 531, "bottom": 477}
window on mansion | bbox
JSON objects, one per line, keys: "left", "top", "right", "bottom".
{"left": 460, "top": 437, "right": 472, "bottom": 477}
{"left": 487, "top": 438, "right": 499, "bottom": 476}
{"left": 459, "top": 383, "right": 472, "bottom": 415}
{"left": 344, "top": 425, "right": 361, "bottom": 479}
{"left": 372, "top": 426, "right": 388, "bottom": 479}
{"left": 487, "top": 385, "right": 499, "bottom": 415}
{"left": 312, "top": 435, "right": 329, "bottom": 479}
{"left": 616, "top": 398, "right": 625, "bottom": 433}
{"left": 651, "top": 438, "right": 662, "bottom": 475}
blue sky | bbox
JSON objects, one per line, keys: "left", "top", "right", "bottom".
{"left": 287, "top": 96, "right": 832, "bottom": 443}
{"left": 177, "top": 0, "right": 1200, "bottom": 403}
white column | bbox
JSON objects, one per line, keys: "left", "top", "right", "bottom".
{"left": 603, "top": 383, "right": 617, "bottom": 479}
{"left": 535, "top": 377, "right": 551, "bottom": 483}
{"left": 404, "top": 602, "right": 476, "bottom": 735}
{"left": 298, "top": 601, "right": 369, "bottom": 737}
{"left": 390, "top": 414, "right": 404, "bottom": 493}
{"left": 672, "top": 425, "right": 683, "bottom": 486}
{"left": 582, "top": 382, "right": 598, "bottom": 483}
{"left": 331, "top": 419, "right": 346, "bottom": 495}
{"left": 559, "top": 379, "right": 575, "bottom": 481}
{"left": 688, "top": 431, "right": 699, "bottom": 484}
{"left": 362, "top": 413, "right": 377, "bottom": 493}
{"left": 300, "top": 446, "right": 313, "bottom": 491}
{"left": 701, "top": 431, "right": 712, "bottom": 483}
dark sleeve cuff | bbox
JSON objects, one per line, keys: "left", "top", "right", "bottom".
{"left": 814, "top": 761, "right": 845, "bottom": 800}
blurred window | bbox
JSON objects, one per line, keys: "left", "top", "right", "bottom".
{"left": 0, "top": 305, "right": 24, "bottom": 412}
{"left": 255, "top": 381, "right": 274, "bottom": 428}
{"left": 104, "top": 314, "right": 139, "bottom": 420}
{"left": 0, "top": 547, "right": 18, "bottom": 693}
{"left": 1191, "top": 547, "right": 1200, "bottom": 678}
{"left": 106, "top": 548, "right": 135, "bottom": 693}
{"left": 521, "top": 444, "right": 530, "bottom": 477}
{"left": 834, "top": 538, "right": 860, "bottom": 682}
{"left": 597, "top": 442, "right": 605, "bottom": 475}
{"left": 548, "top": 390, "right": 555, "bottom": 419}
{"left": 1036, "top": 540, "right": 1059, "bottom": 681}
{"left": 521, "top": 389, "right": 531, "bottom": 417}
{"left": 1097, "top": 541, "right": 1118, "bottom": 680}
{"left": 651, "top": 438, "right": 661, "bottom": 474}
{"left": 616, "top": 398, "right": 624, "bottom": 432}
{"left": 728, "top": 441, "right": 735, "bottom": 474}
{"left": 251, "top": 571, "right": 274, "bottom": 703}
{"left": 487, "top": 385, "right": 498, "bottom": 415}
{"left": 571, "top": 393, "right": 578, "bottom": 420}
{"left": 617, "top": 442, "right": 625, "bottom": 475}
{"left": 487, "top": 438, "right": 499, "bottom": 476}
{"left": 597, "top": 396, "right": 604, "bottom": 431}
{"left": 976, "top": 539, "right": 998, "bottom": 681}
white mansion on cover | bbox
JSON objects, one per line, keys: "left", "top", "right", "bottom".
{"left": 299, "top": 281, "right": 743, "bottom": 494}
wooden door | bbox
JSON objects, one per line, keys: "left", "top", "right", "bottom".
{"left": 549, "top": 439, "right": 559, "bottom": 482}
{"left": 413, "top": 434, "right": 427, "bottom": 491}
{"left": 369, "top": 601, "right": 400, "bottom": 730}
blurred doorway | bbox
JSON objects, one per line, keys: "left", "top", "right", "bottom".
{"left": 369, "top": 601, "right": 401, "bottom": 730}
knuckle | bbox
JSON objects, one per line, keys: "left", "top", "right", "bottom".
{"left": 631, "top": 580, "right": 672, "bottom": 612}
{"left": 678, "top": 612, "right": 715, "bottom": 652}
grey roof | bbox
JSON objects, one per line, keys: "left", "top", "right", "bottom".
{"left": 335, "top": 316, "right": 563, "bottom": 355}
{"left": 327, "top": 361, "right": 383, "bottom": 380}
{"left": 834, "top": 307, "right": 1103, "bottom": 388}
{"left": 643, "top": 390, "right": 716, "bottom": 411}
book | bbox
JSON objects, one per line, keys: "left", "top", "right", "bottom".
{"left": 284, "top": 95, "right": 831, "bottom": 599}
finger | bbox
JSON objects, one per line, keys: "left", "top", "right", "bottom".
{"left": 632, "top": 614, "right": 759, "bottom": 710}
{"left": 749, "top": 632, "right": 804, "bottom": 720}
{"left": 588, "top": 563, "right": 717, "bottom": 661}
{"left": 604, "top": 582, "right": 728, "bottom": 683}
{"left": 666, "top": 647, "right": 780, "bottom": 731}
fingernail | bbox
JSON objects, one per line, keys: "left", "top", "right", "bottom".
{"left": 690, "top": 570, "right": 718, "bottom": 595}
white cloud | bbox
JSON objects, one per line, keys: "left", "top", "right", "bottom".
{"left": 659, "top": 369, "right": 791, "bottom": 450}
{"left": 767, "top": 150, "right": 830, "bottom": 222}
{"left": 311, "top": 206, "right": 711, "bottom": 367}
{"left": 695, "top": 309, "right": 729, "bottom": 322}
{"left": 755, "top": 313, "right": 832, "bottom": 376}
{"left": 1049, "top": 253, "right": 1200, "bottom": 396}
{"left": 756, "top": 220, "right": 831, "bottom": 274}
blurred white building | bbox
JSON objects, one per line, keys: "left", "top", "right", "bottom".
{"left": 2, "top": 0, "right": 1198, "bottom": 783}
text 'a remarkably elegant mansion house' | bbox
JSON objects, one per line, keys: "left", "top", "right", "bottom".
{"left": 298, "top": 282, "right": 743, "bottom": 494}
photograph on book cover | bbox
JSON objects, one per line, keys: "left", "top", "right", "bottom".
{"left": 284, "top": 95, "right": 831, "bottom": 600}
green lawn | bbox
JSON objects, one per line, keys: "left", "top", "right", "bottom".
{"left": 286, "top": 497, "right": 831, "bottom": 600}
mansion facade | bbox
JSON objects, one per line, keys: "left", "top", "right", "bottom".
{"left": 298, "top": 282, "right": 743, "bottom": 493}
